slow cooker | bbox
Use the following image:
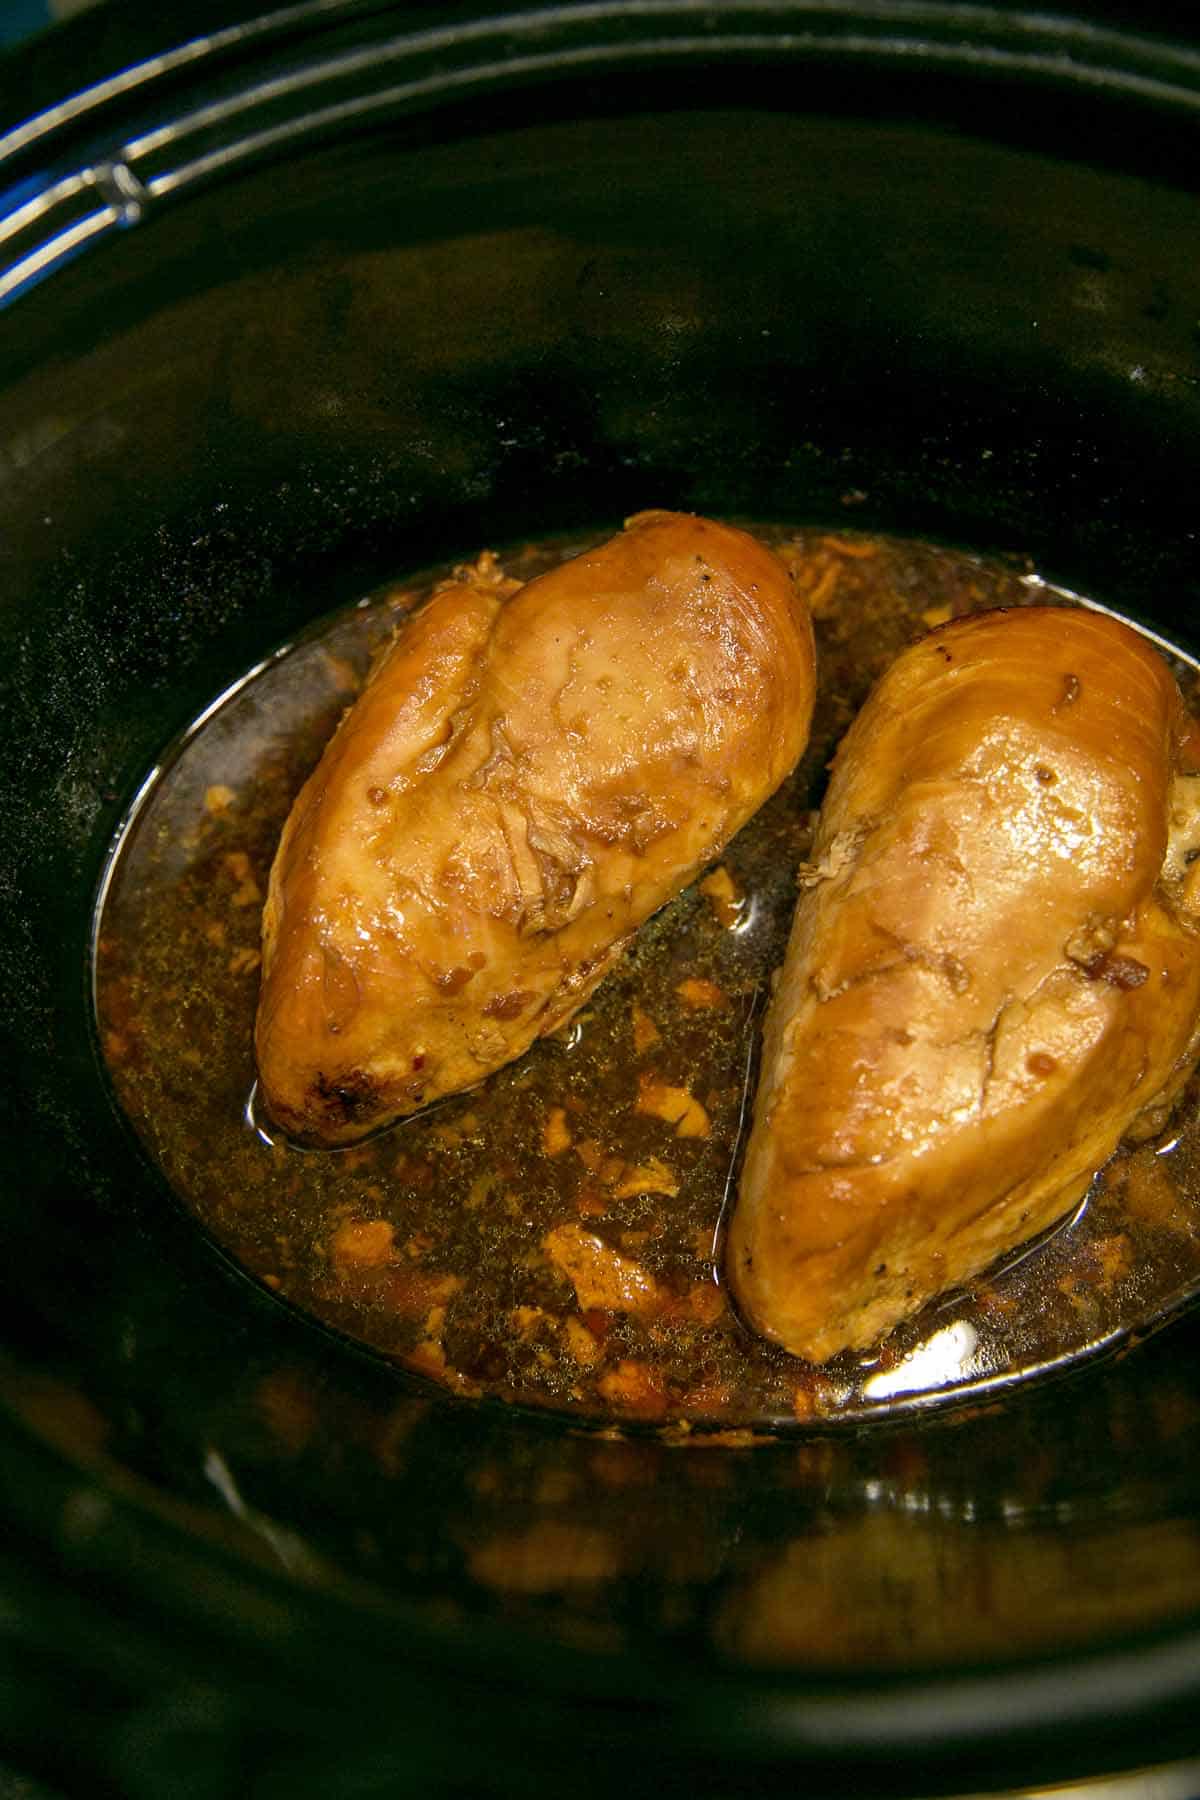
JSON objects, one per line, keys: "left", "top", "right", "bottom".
{"left": 3, "top": 3, "right": 1200, "bottom": 1794}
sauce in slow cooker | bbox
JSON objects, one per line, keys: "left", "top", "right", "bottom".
{"left": 93, "top": 526, "right": 1200, "bottom": 1430}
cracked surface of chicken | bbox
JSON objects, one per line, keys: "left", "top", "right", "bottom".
{"left": 729, "top": 605, "right": 1200, "bottom": 1362}
{"left": 256, "top": 510, "right": 815, "bottom": 1143}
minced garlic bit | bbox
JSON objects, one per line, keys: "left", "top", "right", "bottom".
{"left": 631, "top": 1003, "right": 661, "bottom": 1054}
{"left": 676, "top": 976, "right": 727, "bottom": 1010}
{"left": 610, "top": 1157, "right": 679, "bottom": 1199}
{"left": 574, "top": 1138, "right": 622, "bottom": 1180}
{"left": 572, "top": 1138, "right": 678, "bottom": 1196}
{"left": 563, "top": 1315, "right": 603, "bottom": 1366}
{"left": 204, "top": 784, "right": 236, "bottom": 814}
{"left": 542, "top": 1105, "right": 572, "bottom": 1157}
{"left": 596, "top": 1360, "right": 667, "bottom": 1418}
{"left": 636, "top": 1073, "right": 710, "bottom": 1139}
{"left": 222, "top": 850, "right": 262, "bottom": 908}
{"left": 512, "top": 1304, "right": 554, "bottom": 1338}
{"left": 330, "top": 1217, "right": 395, "bottom": 1269}
{"left": 699, "top": 863, "right": 743, "bottom": 929}
{"left": 675, "top": 1282, "right": 726, "bottom": 1325}
{"left": 542, "top": 1223, "right": 662, "bottom": 1315}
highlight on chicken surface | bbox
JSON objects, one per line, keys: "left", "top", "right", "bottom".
{"left": 256, "top": 510, "right": 816, "bottom": 1145}
{"left": 728, "top": 604, "right": 1200, "bottom": 1363}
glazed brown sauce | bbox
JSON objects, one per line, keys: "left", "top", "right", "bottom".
{"left": 93, "top": 527, "right": 1200, "bottom": 1430}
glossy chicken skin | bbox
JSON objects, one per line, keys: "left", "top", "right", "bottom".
{"left": 729, "top": 605, "right": 1200, "bottom": 1362}
{"left": 256, "top": 511, "right": 815, "bottom": 1144}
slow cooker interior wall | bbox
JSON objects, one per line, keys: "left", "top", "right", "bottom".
{"left": 3, "top": 90, "right": 1200, "bottom": 1711}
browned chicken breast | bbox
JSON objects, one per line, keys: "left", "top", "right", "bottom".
{"left": 256, "top": 511, "right": 815, "bottom": 1144}
{"left": 728, "top": 605, "right": 1200, "bottom": 1362}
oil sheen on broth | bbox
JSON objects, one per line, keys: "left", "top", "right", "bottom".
{"left": 93, "top": 527, "right": 1200, "bottom": 1430}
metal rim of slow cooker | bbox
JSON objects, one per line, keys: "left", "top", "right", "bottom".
{"left": 5, "top": 0, "right": 1200, "bottom": 307}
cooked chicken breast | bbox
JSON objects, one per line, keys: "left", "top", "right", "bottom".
{"left": 729, "top": 605, "right": 1200, "bottom": 1362}
{"left": 256, "top": 511, "right": 815, "bottom": 1144}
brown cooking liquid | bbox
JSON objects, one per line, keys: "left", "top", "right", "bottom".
{"left": 93, "top": 527, "right": 1200, "bottom": 1431}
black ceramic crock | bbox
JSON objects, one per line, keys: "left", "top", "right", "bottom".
{"left": 3, "top": 4, "right": 1200, "bottom": 1795}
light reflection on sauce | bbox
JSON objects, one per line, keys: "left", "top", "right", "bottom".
{"left": 862, "top": 1321, "right": 981, "bottom": 1400}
